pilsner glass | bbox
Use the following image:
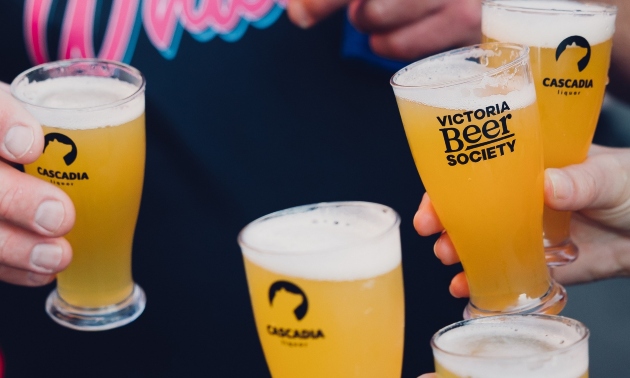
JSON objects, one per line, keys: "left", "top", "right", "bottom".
{"left": 391, "top": 43, "right": 566, "bottom": 318}
{"left": 482, "top": 0, "right": 617, "bottom": 266}
{"left": 238, "top": 202, "right": 404, "bottom": 377}
{"left": 12, "top": 59, "right": 146, "bottom": 331}
{"left": 431, "top": 315, "right": 589, "bottom": 378}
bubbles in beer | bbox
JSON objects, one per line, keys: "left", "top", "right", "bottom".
{"left": 239, "top": 203, "right": 401, "bottom": 281}
{"left": 434, "top": 316, "right": 588, "bottom": 377}
{"left": 483, "top": 0, "right": 616, "bottom": 47}
{"left": 13, "top": 76, "right": 144, "bottom": 129}
{"left": 392, "top": 52, "right": 537, "bottom": 111}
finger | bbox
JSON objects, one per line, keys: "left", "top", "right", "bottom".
{"left": 434, "top": 232, "right": 460, "bottom": 265}
{"left": 286, "top": 0, "right": 352, "bottom": 29}
{"left": 0, "top": 86, "right": 44, "bottom": 164}
{"left": 0, "top": 163, "right": 75, "bottom": 237}
{"left": 544, "top": 147, "right": 630, "bottom": 229}
{"left": 365, "top": 0, "right": 481, "bottom": 60}
{"left": 449, "top": 271, "right": 470, "bottom": 298}
{"left": 414, "top": 192, "right": 444, "bottom": 236}
{"left": 348, "top": 0, "right": 442, "bottom": 33}
{"left": 0, "top": 221, "right": 71, "bottom": 276}
{"left": 0, "top": 266, "right": 56, "bottom": 287}
{"left": 551, "top": 213, "right": 630, "bottom": 285}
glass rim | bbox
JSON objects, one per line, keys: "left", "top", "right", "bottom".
{"left": 237, "top": 201, "right": 401, "bottom": 257}
{"left": 481, "top": 0, "right": 617, "bottom": 16}
{"left": 430, "top": 314, "right": 590, "bottom": 360}
{"left": 390, "top": 42, "right": 529, "bottom": 90}
{"left": 10, "top": 58, "right": 146, "bottom": 112}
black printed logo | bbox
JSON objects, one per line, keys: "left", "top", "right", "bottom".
{"left": 43, "top": 133, "right": 77, "bottom": 166}
{"left": 436, "top": 101, "right": 517, "bottom": 167}
{"left": 269, "top": 280, "right": 308, "bottom": 321}
{"left": 556, "top": 35, "right": 591, "bottom": 72}
{"left": 37, "top": 133, "right": 89, "bottom": 184}
{"left": 266, "top": 280, "right": 324, "bottom": 344}
{"left": 543, "top": 36, "right": 594, "bottom": 94}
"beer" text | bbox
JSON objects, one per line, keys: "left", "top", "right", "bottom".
{"left": 437, "top": 101, "right": 517, "bottom": 167}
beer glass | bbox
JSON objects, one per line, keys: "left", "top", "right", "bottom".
{"left": 12, "top": 59, "right": 146, "bottom": 331}
{"left": 431, "top": 314, "right": 589, "bottom": 377}
{"left": 238, "top": 202, "right": 404, "bottom": 377}
{"left": 391, "top": 43, "right": 566, "bottom": 318}
{"left": 482, "top": 0, "right": 617, "bottom": 265}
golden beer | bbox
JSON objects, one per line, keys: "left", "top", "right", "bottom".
{"left": 12, "top": 60, "right": 146, "bottom": 330}
{"left": 24, "top": 116, "right": 145, "bottom": 307}
{"left": 243, "top": 259, "right": 404, "bottom": 377}
{"left": 396, "top": 98, "right": 550, "bottom": 311}
{"left": 239, "top": 202, "right": 404, "bottom": 377}
{"left": 391, "top": 43, "right": 566, "bottom": 317}
{"left": 432, "top": 315, "right": 589, "bottom": 378}
{"left": 482, "top": 0, "right": 617, "bottom": 264}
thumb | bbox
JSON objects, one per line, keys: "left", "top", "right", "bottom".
{"left": 544, "top": 147, "right": 630, "bottom": 230}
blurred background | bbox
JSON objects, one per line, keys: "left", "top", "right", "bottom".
{"left": 0, "top": 1, "right": 628, "bottom": 376}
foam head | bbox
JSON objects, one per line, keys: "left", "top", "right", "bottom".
{"left": 391, "top": 43, "right": 537, "bottom": 111}
{"left": 432, "top": 315, "right": 589, "bottom": 378}
{"left": 482, "top": 0, "right": 617, "bottom": 47}
{"left": 11, "top": 61, "right": 145, "bottom": 129}
{"left": 238, "top": 202, "right": 401, "bottom": 281}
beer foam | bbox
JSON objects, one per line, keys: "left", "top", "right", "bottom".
{"left": 392, "top": 58, "right": 537, "bottom": 111}
{"left": 483, "top": 0, "right": 616, "bottom": 47}
{"left": 13, "top": 76, "right": 144, "bottom": 129}
{"left": 239, "top": 202, "right": 401, "bottom": 281}
{"left": 433, "top": 316, "right": 588, "bottom": 378}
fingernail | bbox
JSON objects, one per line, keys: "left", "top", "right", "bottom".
{"left": 35, "top": 200, "right": 65, "bottom": 233}
{"left": 289, "top": 2, "right": 315, "bottom": 29}
{"left": 546, "top": 168, "right": 572, "bottom": 200}
{"left": 4, "top": 125, "right": 34, "bottom": 158}
{"left": 31, "top": 244, "right": 63, "bottom": 272}
{"left": 27, "top": 271, "right": 53, "bottom": 286}
{"left": 433, "top": 239, "right": 440, "bottom": 258}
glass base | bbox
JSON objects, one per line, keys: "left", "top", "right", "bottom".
{"left": 45, "top": 284, "right": 146, "bottom": 331}
{"left": 544, "top": 239, "right": 579, "bottom": 266}
{"left": 463, "top": 279, "right": 567, "bottom": 319}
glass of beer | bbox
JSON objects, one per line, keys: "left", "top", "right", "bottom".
{"left": 391, "top": 43, "right": 567, "bottom": 318}
{"left": 482, "top": 0, "right": 617, "bottom": 266}
{"left": 11, "top": 59, "right": 146, "bottom": 331}
{"left": 431, "top": 314, "right": 589, "bottom": 377}
{"left": 238, "top": 202, "right": 404, "bottom": 377}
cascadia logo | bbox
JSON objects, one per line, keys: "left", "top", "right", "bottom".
{"left": 269, "top": 280, "right": 308, "bottom": 320}
{"left": 556, "top": 35, "right": 591, "bottom": 72}
{"left": 266, "top": 280, "right": 325, "bottom": 342}
{"left": 37, "top": 133, "right": 89, "bottom": 182}
{"left": 44, "top": 133, "right": 77, "bottom": 165}
{"left": 543, "top": 35, "right": 594, "bottom": 94}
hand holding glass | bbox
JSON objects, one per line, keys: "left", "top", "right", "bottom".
{"left": 482, "top": 0, "right": 617, "bottom": 265}
{"left": 391, "top": 43, "right": 566, "bottom": 318}
{"left": 12, "top": 59, "right": 146, "bottom": 331}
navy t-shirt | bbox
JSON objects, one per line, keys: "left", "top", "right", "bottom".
{"left": 0, "top": 1, "right": 465, "bottom": 376}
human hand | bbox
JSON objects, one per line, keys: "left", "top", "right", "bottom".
{"left": 414, "top": 144, "right": 630, "bottom": 297}
{"left": 0, "top": 82, "right": 74, "bottom": 286}
{"left": 286, "top": 0, "right": 482, "bottom": 61}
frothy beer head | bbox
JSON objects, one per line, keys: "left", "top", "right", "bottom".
{"left": 238, "top": 202, "right": 401, "bottom": 281}
{"left": 432, "top": 315, "right": 589, "bottom": 378}
{"left": 482, "top": 0, "right": 616, "bottom": 47}
{"left": 12, "top": 64, "right": 145, "bottom": 129}
{"left": 391, "top": 43, "right": 537, "bottom": 111}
